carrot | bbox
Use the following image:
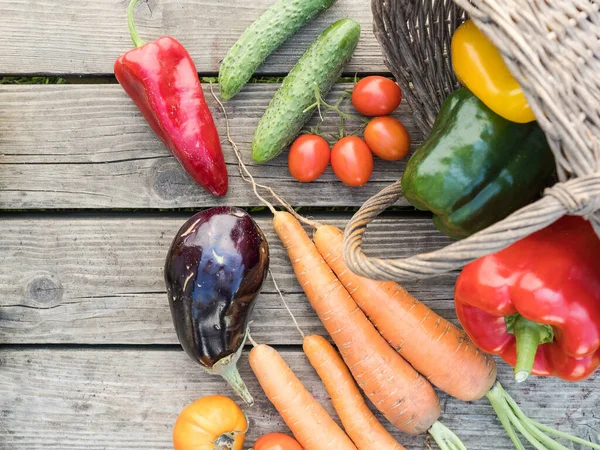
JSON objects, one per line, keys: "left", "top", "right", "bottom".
{"left": 248, "top": 343, "right": 357, "bottom": 450}
{"left": 313, "top": 224, "right": 497, "bottom": 401}
{"left": 273, "top": 211, "right": 440, "bottom": 435}
{"left": 273, "top": 273, "right": 465, "bottom": 450}
{"left": 303, "top": 334, "right": 406, "bottom": 450}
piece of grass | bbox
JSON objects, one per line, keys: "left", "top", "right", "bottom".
{"left": 0, "top": 76, "right": 67, "bottom": 84}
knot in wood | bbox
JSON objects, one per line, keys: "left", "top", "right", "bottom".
{"left": 25, "top": 273, "right": 63, "bottom": 304}
{"left": 150, "top": 159, "right": 194, "bottom": 201}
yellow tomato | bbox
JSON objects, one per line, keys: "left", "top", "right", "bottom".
{"left": 173, "top": 395, "right": 247, "bottom": 450}
{"left": 452, "top": 20, "right": 536, "bottom": 123}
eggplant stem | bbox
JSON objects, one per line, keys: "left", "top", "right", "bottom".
{"left": 428, "top": 421, "right": 467, "bottom": 450}
{"left": 205, "top": 331, "right": 254, "bottom": 405}
{"left": 211, "top": 359, "right": 253, "bottom": 406}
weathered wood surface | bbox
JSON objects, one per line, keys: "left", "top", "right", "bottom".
{"left": 0, "top": 347, "right": 598, "bottom": 450}
{"left": 0, "top": 214, "right": 457, "bottom": 345}
{"left": 0, "top": 0, "right": 385, "bottom": 76}
{"left": 3, "top": 1, "right": 598, "bottom": 448}
{"left": 0, "top": 83, "right": 419, "bottom": 210}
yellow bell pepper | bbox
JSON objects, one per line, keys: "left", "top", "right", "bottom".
{"left": 451, "top": 20, "right": 536, "bottom": 123}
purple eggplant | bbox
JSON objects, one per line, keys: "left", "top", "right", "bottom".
{"left": 165, "top": 207, "right": 269, "bottom": 404}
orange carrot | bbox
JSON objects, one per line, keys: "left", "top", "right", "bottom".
{"left": 303, "top": 334, "right": 406, "bottom": 450}
{"left": 313, "top": 224, "right": 497, "bottom": 402}
{"left": 248, "top": 343, "right": 357, "bottom": 450}
{"left": 273, "top": 211, "right": 440, "bottom": 435}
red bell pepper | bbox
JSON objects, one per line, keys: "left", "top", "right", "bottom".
{"left": 455, "top": 215, "right": 600, "bottom": 382}
{"left": 114, "top": 0, "right": 228, "bottom": 197}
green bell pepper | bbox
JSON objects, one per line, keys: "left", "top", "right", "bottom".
{"left": 401, "top": 88, "right": 555, "bottom": 239}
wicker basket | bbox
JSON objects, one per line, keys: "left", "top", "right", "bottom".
{"left": 343, "top": 0, "right": 600, "bottom": 282}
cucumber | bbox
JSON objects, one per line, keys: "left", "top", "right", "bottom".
{"left": 219, "top": 0, "right": 337, "bottom": 100}
{"left": 251, "top": 19, "right": 360, "bottom": 163}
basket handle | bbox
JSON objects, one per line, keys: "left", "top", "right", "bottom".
{"left": 343, "top": 174, "right": 600, "bottom": 282}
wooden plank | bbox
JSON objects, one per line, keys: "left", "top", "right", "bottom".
{"left": 0, "top": 83, "right": 420, "bottom": 210}
{"left": 0, "top": 0, "right": 385, "bottom": 76}
{"left": 0, "top": 214, "right": 456, "bottom": 345}
{"left": 0, "top": 347, "right": 598, "bottom": 449}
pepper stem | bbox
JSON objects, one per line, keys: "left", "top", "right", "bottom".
{"left": 486, "top": 382, "right": 600, "bottom": 450}
{"left": 428, "top": 421, "right": 467, "bottom": 450}
{"left": 505, "top": 314, "right": 553, "bottom": 382}
{"left": 127, "top": 0, "right": 147, "bottom": 48}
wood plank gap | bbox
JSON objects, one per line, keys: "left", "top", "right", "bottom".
{"left": 0, "top": 343, "right": 303, "bottom": 352}
{"left": 0, "top": 209, "right": 432, "bottom": 220}
{"left": 0, "top": 73, "right": 396, "bottom": 85}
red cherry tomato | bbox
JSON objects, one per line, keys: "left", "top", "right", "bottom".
{"left": 364, "top": 116, "right": 411, "bottom": 161}
{"left": 331, "top": 136, "right": 374, "bottom": 187}
{"left": 253, "top": 433, "right": 304, "bottom": 450}
{"left": 352, "top": 76, "right": 402, "bottom": 116}
{"left": 288, "top": 135, "right": 331, "bottom": 182}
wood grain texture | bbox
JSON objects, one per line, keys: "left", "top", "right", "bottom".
{"left": 0, "top": 0, "right": 385, "bottom": 76}
{"left": 3, "top": 0, "right": 596, "bottom": 446}
{"left": 0, "top": 214, "right": 456, "bottom": 345}
{"left": 0, "top": 347, "right": 598, "bottom": 450}
{"left": 0, "top": 83, "right": 420, "bottom": 210}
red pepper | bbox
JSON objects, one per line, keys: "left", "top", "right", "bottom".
{"left": 114, "top": 0, "right": 228, "bottom": 197}
{"left": 455, "top": 215, "right": 600, "bottom": 382}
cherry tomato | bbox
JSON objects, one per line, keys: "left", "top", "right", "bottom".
{"left": 288, "top": 135, "right": 331, "bottom": 182}
{"left": 253, "top": 433, "right": 303, "bottom": 450}
{"left": 364, "top": 116, "right": 411, "bottom": 161}
{"left": 331, "top": 136, "right": 374, "bottom": 187}
{"left": 352, "top": 76, "right": 402, "bottom": 116}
